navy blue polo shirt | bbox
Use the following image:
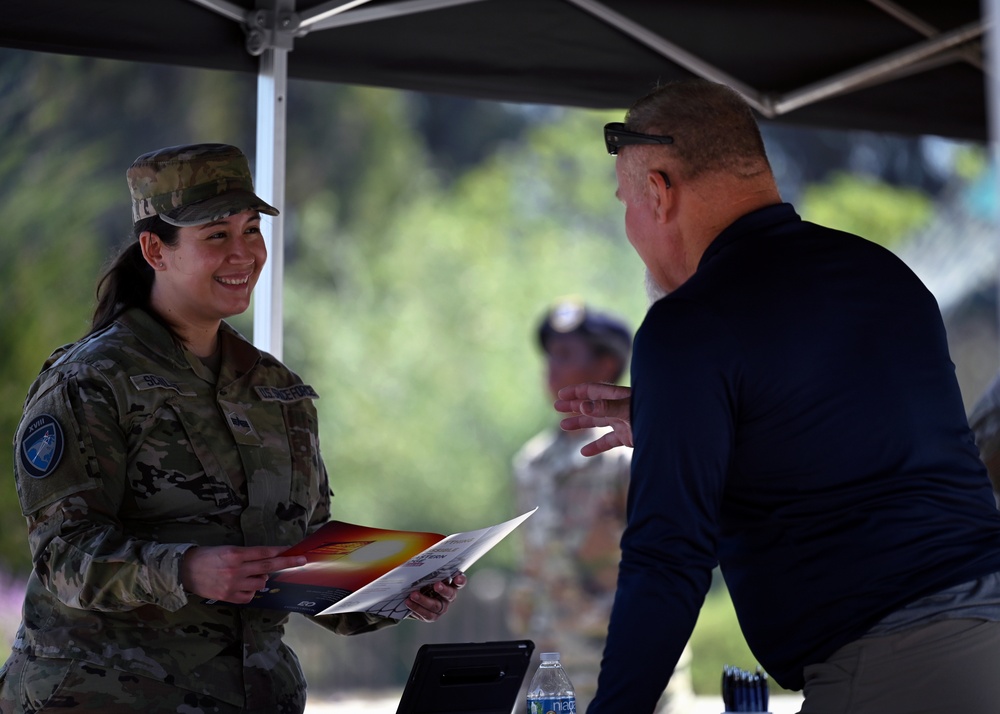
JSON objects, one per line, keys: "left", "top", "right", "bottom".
{"left": 591, "top": 203, "right": 1000, "bottom": 709}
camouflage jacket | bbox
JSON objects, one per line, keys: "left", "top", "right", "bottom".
{"left": 7, "top": 308, "right": 388, "bottom": 707}
{"left": 508, "top": 427, "right": 631, "bottom": 646}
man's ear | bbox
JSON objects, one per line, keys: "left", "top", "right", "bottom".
{"left": 647, "top": 169, "right": 674, "bottom": 224}
{"left": 139, "top": 231, "right": 165, "bottom": 271}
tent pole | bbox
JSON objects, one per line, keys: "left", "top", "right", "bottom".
{"left": 247, "top": 0, "right": 297, "bottom": 359}
{"left": 253, "top": 45, "right": 289, "bottom": 359}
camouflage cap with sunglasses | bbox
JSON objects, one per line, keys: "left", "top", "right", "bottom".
{"left": 127, "top": 143, "right": 279, "bottom": 227}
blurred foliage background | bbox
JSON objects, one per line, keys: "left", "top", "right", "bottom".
{"left": 0, "top": 47, "right": 993, "bottom": 697}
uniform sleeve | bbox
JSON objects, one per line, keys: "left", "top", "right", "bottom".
{"left": 14, "top": 365, "right": 191, "bottom": 612}
{"left": 306, "top": 455, "right": 333, "bottom": 536}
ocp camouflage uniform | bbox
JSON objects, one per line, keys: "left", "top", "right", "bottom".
{"left": 508, "top": 427, "right": 694, "bottom": 713}
{"left": 0, "top": 309, "right": 393, "bottom": 714}
{"left": 509, "top": 426, "right": 628, "bottom": 710}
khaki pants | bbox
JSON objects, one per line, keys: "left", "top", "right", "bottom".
{"left": 799, "top": 618, "right": 1000, "bottom": 714}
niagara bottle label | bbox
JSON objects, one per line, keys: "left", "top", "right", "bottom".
{"left": 528, "top": 696, "right": 577, "bottom": 714}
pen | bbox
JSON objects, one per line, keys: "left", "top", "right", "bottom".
{"left": 721, "top": 664, "right": 770, "bottom": 713}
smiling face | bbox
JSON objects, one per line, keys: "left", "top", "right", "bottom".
{"left": 145, "top": 209, "right": 267, "bottom": 334}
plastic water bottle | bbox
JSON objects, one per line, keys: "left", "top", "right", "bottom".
{"left": 526, "top": 652, "right": 576, "bottom": 714}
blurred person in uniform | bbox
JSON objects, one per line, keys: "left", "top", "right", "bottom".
{"left": 968, "top": 371, "right": 1000, "bottom": 506}
{"left": 508, "top": 298, "right": 693, "bottom": 713}
{"left": 556, "top": 79, "right": 1000, "bottom": 714}
{"left": 0, "top": 143, "right": 463, "bottom": 714}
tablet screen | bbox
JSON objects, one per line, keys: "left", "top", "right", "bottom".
{"left": 396, "top": 640, "right": 535, "bottom": 714}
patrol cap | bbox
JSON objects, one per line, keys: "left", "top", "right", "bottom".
{"left": 538, "top": 298, "right": 632, "bottom": 362}
{"left": 127, "top": 143, "right": 279, "bottom": 227}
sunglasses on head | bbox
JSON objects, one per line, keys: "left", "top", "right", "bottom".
{"left": 604, "top": 122, "right": 674, "bottom": 155}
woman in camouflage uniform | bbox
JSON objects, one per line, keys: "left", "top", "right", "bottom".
{"left": 0, "top": 144, "right": 463, "bottom": 714}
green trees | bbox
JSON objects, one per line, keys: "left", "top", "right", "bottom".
{"left": 800, "top": 172, "right": 933, "bottom": 249}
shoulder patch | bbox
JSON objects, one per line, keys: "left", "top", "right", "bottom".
{"left": 19, "top": 414, "right": 65, "bottom": 479}
{"left": 254, "top": 385, "right": 320, "bottom": 403}
{"left": 130, "top": 374, "right": 197, "bottom": 396}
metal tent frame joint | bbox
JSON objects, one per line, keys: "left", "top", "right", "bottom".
{"left": 245, "top": 7, "right": 300, "bottom": 55}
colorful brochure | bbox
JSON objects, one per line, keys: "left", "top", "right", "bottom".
{"left": 246, "top": 508, "right": 536, "bottom": 619}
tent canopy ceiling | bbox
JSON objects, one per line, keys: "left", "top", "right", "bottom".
{"left": 0, "top": 0, "right": 988, "bottom": 141}
{"left": 2, "top": 0, "right": 991, "bottom": 356}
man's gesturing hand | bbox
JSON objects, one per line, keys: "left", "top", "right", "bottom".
{"left": 555, "top": 382, "right": 633, "bottom": 456}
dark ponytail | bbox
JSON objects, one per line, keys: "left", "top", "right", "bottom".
{"left": 89, "top": 216, "right": 180, "bottom": 336}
